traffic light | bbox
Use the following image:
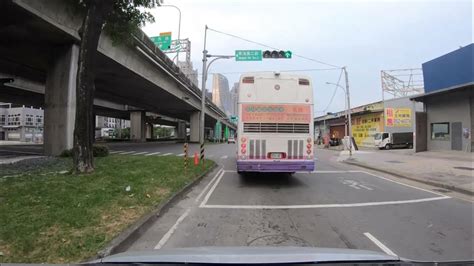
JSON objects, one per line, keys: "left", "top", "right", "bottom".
{"left": 262, "top": 50, "right": 292, "bottom": 59}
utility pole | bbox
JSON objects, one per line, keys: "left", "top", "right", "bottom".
{"left": 343, "top": 66, "right": 352, "bottom": 157}
{"left": 200, "top": 25, "right": 208, "bottom": 164}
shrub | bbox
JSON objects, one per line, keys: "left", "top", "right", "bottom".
{"left": 93, "top": 145, "right": 109, "bottom": 157}
{"left": 59, "top": 149, "right": 73, "bottom": 157}
{"left": 59, "top": 145, "right": 109, "bottom": 158}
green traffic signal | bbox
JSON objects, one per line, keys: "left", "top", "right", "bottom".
{"left": 262, "top": 50, "right": 292, "bottom": 59}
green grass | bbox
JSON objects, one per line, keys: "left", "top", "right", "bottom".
{"left": 0, "top": 155, "right": 214, "bottom": 263}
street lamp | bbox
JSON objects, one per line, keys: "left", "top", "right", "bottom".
{"left": 158, "top": 4, "right": 181, "bottom": 62}
{"left": 200, "top": 25, "right": 234, "bottom": 162}
{"left": 326, "top": 66, "right": 353, "bottom": 156}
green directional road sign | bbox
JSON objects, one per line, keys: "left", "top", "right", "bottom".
{"left": 150, "top": 34, "right": 172, "bottom": 50}
{"left": 235, "top": 50, "right": 262, "bottom": 61}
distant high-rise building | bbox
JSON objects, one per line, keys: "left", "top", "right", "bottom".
{"left": 230, "top": 82, "right": 239, "bottom": 117}
{"left": 178, "top": 61, "right": 198, "bottom": 87}
{"left": 211, "top": 73, "right": 232, "bottom": 116}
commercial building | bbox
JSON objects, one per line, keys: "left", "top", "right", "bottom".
{"left": 411, "top": 44, "right": 473, "bottom": 152}
{"left": 95, "top": 116, "right": 130, "bottom": 138}
{"left": 211, "top": 73, "right": 232, "bottom": 116}
{"left": 0, "top": 104, "right": 44, "bottom": 142}
{"left": 230, "top": 82, "right": 239, "bottom": 117}
{"left": 315, "top": 97, "right": 422, "bottom": 148}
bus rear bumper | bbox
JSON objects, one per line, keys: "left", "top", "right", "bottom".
{"left": 236, "top": 160, "right": 315, "bottom": 173}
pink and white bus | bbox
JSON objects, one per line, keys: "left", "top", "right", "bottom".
{"left": 236, "top": 72, "right": 315, "bottom": 173}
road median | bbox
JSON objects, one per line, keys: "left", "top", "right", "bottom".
{"left": 0, "top": 155, "right": 215, "bottom": 263}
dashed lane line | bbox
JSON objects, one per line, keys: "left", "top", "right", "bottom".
{"left": 132, "top": 151, "right": 149, "bottom": 155}
{"left": 145, "top": 152, "right": 161, "bottom": 156}
{"left": 118, "top": 151, "right": 136, "bottom": 155}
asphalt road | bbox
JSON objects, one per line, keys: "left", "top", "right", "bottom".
{"left": 3, "top": 141, "right": 473, "bottom": 261}
{"left": 100, "top": 142, "right": 474, "bottom": 262}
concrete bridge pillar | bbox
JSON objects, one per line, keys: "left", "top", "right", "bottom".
{"left": 146, "top": 123, "right": 154, "bottom": 139}
{"left": 130, "top": 111, "right": 146, "bottom": 142}
{"left": 177, "top": 121, "right": 186, "bottom": 141}
{"left": 44, "top": 44, "right": 79, "bottom": 155}
{"left": 189, "top": 111, "right": 200, "bottom": 143}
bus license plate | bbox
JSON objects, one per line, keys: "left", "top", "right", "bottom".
{"left": 270, "top": 153, "right": 282, "bottom": 159}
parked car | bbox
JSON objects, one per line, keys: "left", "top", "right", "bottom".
{"left": 227, "top": 137, "right": 236, "bottom": 144}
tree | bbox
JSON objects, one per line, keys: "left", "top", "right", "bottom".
{"left": 73, "top": 0, "right": 157, "bottom": 173}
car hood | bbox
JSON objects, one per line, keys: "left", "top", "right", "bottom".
{"left": 94, "top": 246, "right": 401, "bottom": 264}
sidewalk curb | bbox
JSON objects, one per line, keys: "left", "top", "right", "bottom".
{"left": 92, "top": 162, "right": 218, "bottom": 260}
{"left": 343, "top": 159, "right": 473, "bottom": 196}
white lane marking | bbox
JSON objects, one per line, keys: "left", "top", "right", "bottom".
{"left": 132, "top": 151, "right": 148, "bottom": 155}
{"left": 200, "top": 196, "right": 450, "bottom": 209}
{"left": 359, "top": 184, "right": 373, "bottom": 191}
{"left": 118, "top": 151, "right": 136, "bottom": 155}
{"left": 109, "top": 151, "right": 124, "bottom": 154}
{"left": 195, "top": 168, "right": 223, "bottom": 203}
{"left": 199, "top": 170, "right": 225, "bottom": 207}
{"left": 176, "top": 153, "right": 185, "bottom": 156}
{"left": 310, "top": 170, "right": 361, "bottom": 173}
{"left": 154, "top": 208, "right": 191, "bottom": 249}
{"left": 364, "top": 232, "right": 398, "bottom": 257}
{"left": 341, "top": 179, "right": 373, "bottom": 190}
{"left": 220, "top": 155, "right": 228, "bottom": 159}
{"left": 360, "top": 171, "right": 450, "bottom": 197}
{"left": 159, "top": 153, "right": 173, "bottom": 156}
{"left": 145, "top": 152, "right": 161, "bottom": 156}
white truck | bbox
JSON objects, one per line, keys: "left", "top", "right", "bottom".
{"left": 374, "top": 132, "right": 413, "bottom": 150}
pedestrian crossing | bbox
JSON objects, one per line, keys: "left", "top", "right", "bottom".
{"left": 109, "top": 149, "right": 231, "bottom": 160}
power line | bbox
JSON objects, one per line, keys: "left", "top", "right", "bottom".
{"left": 207, "top": 27, "right": 341, "bottom": 69}
{"left": 321, "top": 68, "right": 344, "bottom": 113}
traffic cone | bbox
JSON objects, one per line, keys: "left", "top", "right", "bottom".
{"left": 194, "top": 152, "right": 199, "bottom": 166}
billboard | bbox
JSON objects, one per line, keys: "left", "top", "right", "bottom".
{"left": 352, "top": 113, "right": 383, "bottom": 147}
{"left": 385, "top": 108, "right": 412, "bottom": 127}
{"left": 241, "top": 104, "right": 311, "bottom": 123}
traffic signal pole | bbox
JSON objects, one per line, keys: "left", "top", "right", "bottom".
{"left": 200, "top": 25, "right": 208, "bottom": 164}
{"left": 200, "top": 25, "right": 234, "bottom": 163}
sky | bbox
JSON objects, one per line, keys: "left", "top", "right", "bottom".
{"left": 141, "top": 0, "right": 473, "bottom": 116}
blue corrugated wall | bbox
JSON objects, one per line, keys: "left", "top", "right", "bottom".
{"left": 422, "top": 43, "right": 473, "bottom": 93}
